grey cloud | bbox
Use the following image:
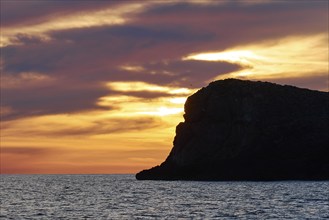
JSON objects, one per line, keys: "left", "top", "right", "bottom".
{"left": 52, "top": 25, "right": 214, "bottom": 42}
{"left": 1, "top": 83, "right": 111, "bottom": 121}
{"left": 111, "top": 60, "right": 242, "bottom": 89}
{"left": 140, "top": 60, "right": 242, "bottom": 88}
{"left": 3, "top": 25, "right": 214, "bottom": 76}
{"left": 10, "top": 34, "right": 46, "bottom": 45}
{"left": 139, "top": 0, "right": 327, "bottom": 50}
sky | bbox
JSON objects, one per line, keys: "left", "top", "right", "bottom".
{"left": 1, "top": 0, "right": 328, "bottom": 174}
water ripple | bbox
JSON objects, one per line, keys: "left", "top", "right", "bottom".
{"left": 1, "top": 175, "right": 328, "bottom": 219}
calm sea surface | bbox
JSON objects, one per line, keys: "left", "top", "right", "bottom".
{"left": 0, "top": 174, "right": 328, "bottom": 219}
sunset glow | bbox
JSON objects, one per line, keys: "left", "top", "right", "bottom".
{"left": 107, "top": 81, "right": 192, "bottom": 95}
{"left": 1, "top": 0, "right": 328, "bottom": 174}
{"left": 185, "top": 34, "right": 328, "bottom": 90}
{"left": 185, "top": 50, "right": 260, "bottom": 65}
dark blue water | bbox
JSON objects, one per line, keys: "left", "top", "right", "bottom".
{"left": 1, "top": 174, "right": 328, "bottom": 219}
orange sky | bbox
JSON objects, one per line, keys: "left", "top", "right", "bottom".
{"left": 1, "top": 0, "right": 328, "bottom": 174}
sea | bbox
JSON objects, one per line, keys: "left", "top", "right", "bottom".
{"left": 0, "top": 174, "right": 328, "bottom": 219}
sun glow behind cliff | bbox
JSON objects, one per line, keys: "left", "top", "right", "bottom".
{"left": 104, "top": 82, "right": 191, "bottom": 116}
{"left": 1, "top": 81, "right": 193, "bottom": 173}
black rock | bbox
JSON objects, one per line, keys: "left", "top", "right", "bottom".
{"left": 136, "top": 79, "right": 329, "bottom": 181}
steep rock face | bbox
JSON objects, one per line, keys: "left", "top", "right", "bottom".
{"left": 136, "top": 79, "right": 329, "bottom": 180}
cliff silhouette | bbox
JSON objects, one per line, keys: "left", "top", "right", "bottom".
{"left": 136, "top": 79, "right": 329, "bottom": 181}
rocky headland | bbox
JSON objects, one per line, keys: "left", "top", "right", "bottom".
{"left": 136, "top": 79, "right": 329, "bottom": 181}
